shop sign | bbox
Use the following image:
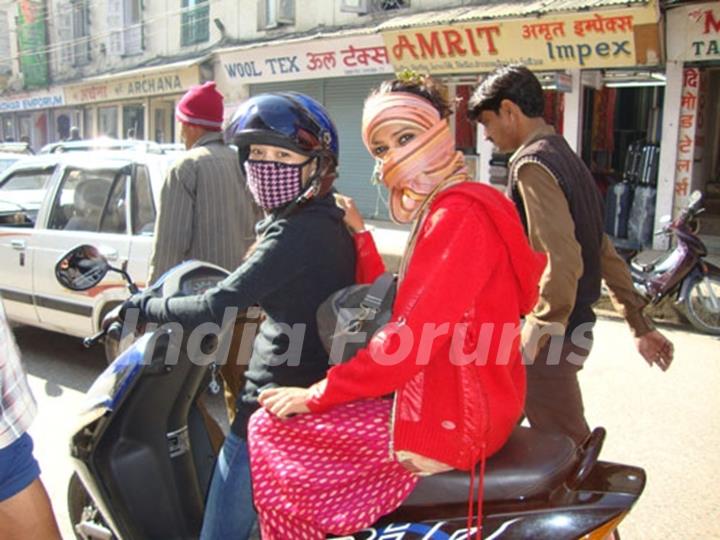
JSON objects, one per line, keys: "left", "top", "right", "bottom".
{"left": 0, "top": 89, "right": 65, "bottom": 112}
{"left": 381, "top": 5, "right": 660, "bottom": 73}
{"left": 672, "top": 68, "right": 707, "bottom": 217}
{"left": 17, "top": 0, "right": 49, "bottom": 88}
{"left": 216, "top": 34, "right": 394, "bottom": 88}
{"left": 65, "top": 67, "right": 199, "bottom": 105}
{"left": 667, "top": 2, "right": 720, "bottom": 62}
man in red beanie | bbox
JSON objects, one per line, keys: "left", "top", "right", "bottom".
{"left": 148, "top": 81, "right": 262, "bottom": 437}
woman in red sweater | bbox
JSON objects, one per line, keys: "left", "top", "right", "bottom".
{"left": 247, "top": 75, "right": 546, "bottom": 538}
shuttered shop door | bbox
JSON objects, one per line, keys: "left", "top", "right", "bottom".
{"left": 249, "top": 81, "right": 323, "bottom": 102}
{"left": 251, "top": 76, "right": 390, "bottom": 220}
{"left": 325, "top": 76, "right": 388, "bottom": 219}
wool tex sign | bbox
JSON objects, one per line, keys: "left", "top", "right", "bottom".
{"left": 216, "top": 34, "right": 394, "bottom": 88}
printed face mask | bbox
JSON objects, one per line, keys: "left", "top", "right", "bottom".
{"left": 245, "top": 159, "right": 306, "bottom": 210}
{"left": 375, "top": 121, "right": 459, "bottom": 223}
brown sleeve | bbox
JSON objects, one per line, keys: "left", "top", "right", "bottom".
{"left": 516, "top": 162, "right": 584, "bottom": 357}
{"left": 600, "top": 234, "right": 655, "bottom": 337}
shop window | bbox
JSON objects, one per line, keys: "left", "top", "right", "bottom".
{"left": 543, "top": 90, "right": 564, "bottom": 135}
{"left": 72, "top": 0, "right": 91, "bottom": 66}
{"left": 340, "top": 0, "right": 408, "bottom": 15}
{"left": 181, "top": 0, "right": 209, "bottom": 46}
{"left": 0, "top": 11, "right": 11, "bottom": 74}
{"left": 107, "top": 0, "right": 143, "bottom": 56}
{"left": 56, "top": 0, "right": 91, "bottom": 67}
{"left": 455, "top": 85, "right": 476, "bottom": 154}
{"left": 122, "top": 105, "right": 145, "bottom": 139}
{"left": 98, "top": 106, "right": 119, "bottom": 138}
{"left": 257, "top": 0, "right": 294, "bottom": 30}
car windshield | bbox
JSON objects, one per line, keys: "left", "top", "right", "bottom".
{"left": 0, "top": 158, "right": 19, "bottom": 174}
{"left": 0, "top": 169, "right": 54, "bottom": 226}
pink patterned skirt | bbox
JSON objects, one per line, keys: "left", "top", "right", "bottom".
{"left": 248, "top": 399, "right": 418, "bottom": 539}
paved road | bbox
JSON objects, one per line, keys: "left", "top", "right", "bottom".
{"left": 13, "top": 318, "right": 720, "bottom": 539}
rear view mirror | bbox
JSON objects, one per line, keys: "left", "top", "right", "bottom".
{"left": 55, "top": 244, "right": 110, "bottom": 291}
{"left": 690, "top": 190, "right": 702, "bottom": 205}
{"left": 659, "top": 215, "right": 671, "bottom": 224}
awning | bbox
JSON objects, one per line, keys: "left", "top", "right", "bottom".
{"left": 77, "top": 55, "right": 211, "bottom": 86}
{"left": 376, "top": 0, "right": 651, "bottom": 31}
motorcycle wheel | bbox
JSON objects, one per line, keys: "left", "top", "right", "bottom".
{"left": 682, "top": 274, "right": 720, "bottom": 335}
{"left": 67, "top": 472, "right": 115, "bottom": 540}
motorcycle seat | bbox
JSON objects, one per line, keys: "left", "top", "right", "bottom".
{"left": 403, "top": 426, "right": 578, "bottom": 505}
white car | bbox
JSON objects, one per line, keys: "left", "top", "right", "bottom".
{"left": 0, "top": 152, "right": 173, "bottom": 359}
{"left": 0, "top": 151, "right": 26, "bottom": 175}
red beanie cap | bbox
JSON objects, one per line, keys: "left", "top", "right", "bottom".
{"left": 176, "top": 81, "right": 224, "bottom": 131}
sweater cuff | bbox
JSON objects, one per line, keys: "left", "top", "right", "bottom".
{"left": 626, "top": 309, "right": 655, "bottom": 338}
{"left": 305, "top": 379, "right": 331, "bottom": 413}
{"left": 354, "top": 229, "right": 374, "bottom": 243}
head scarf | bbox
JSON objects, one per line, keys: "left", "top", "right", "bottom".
{"left": 362, "top": 92, "right": 467, "bottom": 223}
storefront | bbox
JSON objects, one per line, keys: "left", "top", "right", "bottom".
{"left": 215, "top": 34, "right": 395, "bottom": 217}
{"left": 0, "top": 88, "right": 65, "bottom": 150}
{"left": 661, "top": 1, "right": 720, "bottom": 251}
{"left": 378, "top": 1, "right": 663, "bottom": 196}
{"left": 63, "top": 58, "right": 208, "bottom": 143}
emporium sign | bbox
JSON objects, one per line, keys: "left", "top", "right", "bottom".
{"left": 216, "top": 34, "right": 394, "bottom": 88}
{"left": 667, "top": 2, "right": 720, "bottom": 62}
{"left": 381, "top": 5, "right": 660, "bottom": 73}
{"left": 0, "top": 89, "right": 64, "bottom": 112}
{"left": 65, "top": 67, "right": 200, "bottom": 105}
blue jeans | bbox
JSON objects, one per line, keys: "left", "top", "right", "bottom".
{"left": 200, "top": 431, "right": 257, "bottom": 540}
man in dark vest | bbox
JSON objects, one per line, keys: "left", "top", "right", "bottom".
{"left": 468, "top": 65, "right": 674, "bottom": 444}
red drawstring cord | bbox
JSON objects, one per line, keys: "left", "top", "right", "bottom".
{"left": 466, "top": 443, "right": 487, "bottom": 540}
{"left": 467, "top": 463, "right": 476, "bottom": 534}
{"left": 476, "top": 444, "right": 487, "bottom": 540}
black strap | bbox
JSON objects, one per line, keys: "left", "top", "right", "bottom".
{"left": 360, "top": 272, "right": 395, "bottom": 312}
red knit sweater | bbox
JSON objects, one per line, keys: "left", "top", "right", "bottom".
{"left": 308, "top": 183, "right": 546, "bottom": 469}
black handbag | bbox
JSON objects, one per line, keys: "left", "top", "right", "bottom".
{"left": 316, "top": 272, "right": 396, "bottom": 364}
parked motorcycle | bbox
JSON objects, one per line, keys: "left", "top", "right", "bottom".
{"left": 616, "top": 190, "right": 720, "bottom": 335}
{"left": 57, "top": 244, "right": 646, "bottom": 539}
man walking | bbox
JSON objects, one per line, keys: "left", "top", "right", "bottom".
{"left": 0, "top": 299, "right": 62, "bottom": 540}
{"left": 468, "top": 65, "right": 674, "bottom": 444}
{"left": 148, "top": 81, "right": 262, "bottom": 429}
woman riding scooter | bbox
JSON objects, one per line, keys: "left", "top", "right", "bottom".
{"left": 117, "top": 93, "right": 355, "bottom": 539}
{"left": 249, "top": 74, "right": 547, "bottom": 538}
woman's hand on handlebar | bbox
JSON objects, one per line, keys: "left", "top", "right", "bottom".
{"left": 258, "top": 387, "right": 311, "bottom": 419}
{"left": 101, "top": 303, "right": 124, "bottom": 332}
{"left": 103, "top": 294, "right": 147, "bottom": 334}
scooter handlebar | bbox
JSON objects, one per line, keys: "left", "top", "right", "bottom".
{"left": 82, "top": 322, "right": 123, "bottom": 349}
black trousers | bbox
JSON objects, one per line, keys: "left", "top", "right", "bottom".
{"left": 524, "top": 332, "right": 594, "bottom": 445}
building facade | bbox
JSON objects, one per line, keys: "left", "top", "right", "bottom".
{"left": 1, "top": 0, "right": 714, "bottom": 247}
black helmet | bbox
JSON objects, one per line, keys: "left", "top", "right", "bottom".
{"left": 225, "top": 92, "right": 339, "bottom": 197}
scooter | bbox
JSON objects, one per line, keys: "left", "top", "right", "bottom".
{"left": 57, "top": 244, "right": 646, "bottom": 540}
{"left": 616, "top": 190, "right": 720, "bottom": 335}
